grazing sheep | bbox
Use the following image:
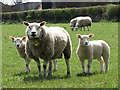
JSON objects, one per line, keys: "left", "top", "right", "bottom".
{"left": 76, "top": 34, "right": 110, "bottom": 73}
{"left": 9, "top": 36, "right": 31, "bottom": 73}
{"left": 70, "top": 16, "right": 92, "bottom": 31}
{"left": 23, "top": 21, "right": 72, "bottom": 77}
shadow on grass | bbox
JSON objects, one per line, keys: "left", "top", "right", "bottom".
{"left": 23, "top": 74, "right": 71, "bottom": 82}
{"left": 77, "top": 71, "right": 103, "bottom": 77}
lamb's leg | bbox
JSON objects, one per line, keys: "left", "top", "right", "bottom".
{"left": 53, "top": 59, "right": 57, "bottom": 72}
{"left": 43, "top": 60, "right": 48, "bottom": 77}
{"left": 25, "top": 57, "right": 31, "bottom": 73}
{"left": 98, "top": 57, "right": 104, "bottom": 73}
{"left": 65, "top": 59, "right": 71, "bottom": 75}
{"left": 48, "top": 60, "right": 52, "bottom": 76}
{"left": 34, "top": 57, "right": 42, "bottom": 76}
{"left": 87, "top": 59, "right": 92, "bottom": 73}
{"left": 84, "top": 27, "right": 85, "bottom": 31}
{"left": 75, "top": 27, "right": 79, "bottom": 31}
{"left": 103, "top": 57, "right": 109, "bottom": 73}
{"left": 80, "top": 59, "right": 85, "bottom": 73}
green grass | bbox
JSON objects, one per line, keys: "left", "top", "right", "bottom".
{"left": 2, "top": 22, "right": 118, "bottom": 88}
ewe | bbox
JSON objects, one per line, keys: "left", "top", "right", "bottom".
{"left": 70, "top": 16, "right": 92, "bottom": 31}
{"left": 23, "top": 21, "right": 72, "bottom": 77}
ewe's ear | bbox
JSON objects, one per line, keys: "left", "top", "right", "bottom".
{"left": 23, "top": 21, "right": 29, "bottom": 26}
{"left": 40, "top": 21, "right": 46, "bottom": 26}
{"left": 89, "top": 34, "right": 94, "bottom": 38}
{"left": 77, "top": 34, "right": 81, "bottom": 38}
{"left": 10, "top": 36, "right": 15, "bottom": 41}
{"left": 22, "top": 36, "right": 27, "bottom": 40}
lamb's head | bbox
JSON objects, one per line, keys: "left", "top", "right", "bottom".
{"left": 23, "top": 21, "right": 46, "bottom": 39}
{"left": 77, "top": 34, "right": 94, "bottom": 46}
{"left": 10, "top": 36, "right": 26, "bottom": 48}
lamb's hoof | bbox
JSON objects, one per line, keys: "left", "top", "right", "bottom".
{"left": 44, "top": 74, "right": 47, "bottom": 78}
{"left": 39, "top": 73, "right": 42, "bottom": 77}
{"left": 53, "top": 69, "right": 57, "bottom": 72}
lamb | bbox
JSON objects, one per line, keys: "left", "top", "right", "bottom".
{"left": 9, "top": 36, "right": 58, "bottom": 73}
{"left": 9, "top": 36, "right": 31, "bottom": 73}
{"left": 76, "top": 34, "right": 110, "bottom": 73}
{"left": 70, "top": 16, "right": 92, "bottom": 31}
{"left": 23, "top": 21, "right": 72, "bottom": 77}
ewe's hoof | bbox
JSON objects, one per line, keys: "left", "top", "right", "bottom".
{"left": 67, "top": 72, "right": 71, "bottom": 75}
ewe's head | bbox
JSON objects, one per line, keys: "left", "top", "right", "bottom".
{"left": 10, "top": 36, "right": 26, "bottom": 48}
{"left": 23, "top": 21, "right": 46, "bottom": 39}
{"left": 77, "top": 34, "right": 94, "bottom": 46}
{"left": 70, "top": 19, "right": 77, "bottom": 31}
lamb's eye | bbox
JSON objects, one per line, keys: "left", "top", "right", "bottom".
{"left": 20, "top": 41, "right": 22, "bottom": 43}
{"left": 29, "top": 26, "right": 32, "bottom": 30}
{"left": 81, "top": 38, "right": 83, "bottom": 40}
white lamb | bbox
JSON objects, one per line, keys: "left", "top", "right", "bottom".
{"left": 9, "top": 36, "right": 58, "bottom": 73}
{"left": 23, "top": 21, "right": 72, "bottom": 77}
{"left": 76, "top": 34, "right": 110, "bottom": 73}
{"left": 9, "top": 36, "right": 31, "bottom": 73}
{"left": 70, "top": 16, "right": 92, "bottom": 31}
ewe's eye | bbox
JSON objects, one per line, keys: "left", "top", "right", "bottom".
{"left": 37, "top": 27, "right": 40, "bottom": 30}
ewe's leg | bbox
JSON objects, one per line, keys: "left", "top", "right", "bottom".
{"left": 25, "top": 57, "right": 31, "bottom": 73}
{"left": 87, "top": 59, "right": 92, "bottom": 73}
{"left": 48, "top": 60, "right": 52, "bottom": 76}
{"left": 65, "top": 59, "right": 71, "bottom": 75}
{"left": 84, "top": 27, "right": 85, "bottom": 31}
{"left": 53, "top": 59, "right": 57, "bottom": 72}
{"left": 87, "top": 26, "right": 90, "bottom": 31}
{"left": 98, "top": 57, "right": 104, "bottom": 73}
{"left": 80, "top": 27, "right": 82, "bottom": 31}
{"left": 80, "top": 59, "right": 85, "bottom": 73}
{"left": 43, "top": 60, "right": 48, "bottom": 77}
{"left": 34, "top": 57, "right": 42, "bottom": 76}
{"left": 75, "top": 27, "right": 79, "bottom": 31}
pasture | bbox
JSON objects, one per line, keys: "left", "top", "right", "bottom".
{"left": 2, "top": 22, "right": 118, "bottom": 88}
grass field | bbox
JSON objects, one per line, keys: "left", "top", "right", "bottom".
{"left": 2, "top": 22, "right": 118, "bottom": 88}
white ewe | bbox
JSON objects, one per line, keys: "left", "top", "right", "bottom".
{"left": 76, "top": 34, "right": 110, "bottom": 73}
{"left": 23, "top": 21, "right": 72, "bottom": 77}
{"left": 70, "top": 16, "right": 92, "bottom": 31}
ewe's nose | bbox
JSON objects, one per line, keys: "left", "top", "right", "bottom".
{"left": 31, "top": 32, "right": 36, "bottom": 36}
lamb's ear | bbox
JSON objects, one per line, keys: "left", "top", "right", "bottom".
{"left": 22, "top": 36, "right": 27, "bottom": 40}
{"left": 77, "top": 34, "right": 81, "bottom": 38}
{"left": 23, "top": 21, "right": 29, "bottom": 26}
{"left": 40, "top": 21, "right": 46, "bottom": 26}
{"left": 89, "top": 34, "right": 94, "bottom": 38}
{"left": 10, "top": 36, "right": 15, "bottom": 41}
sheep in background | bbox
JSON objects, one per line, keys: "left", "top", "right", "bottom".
{"left": 76, "top": 34, "right": 110, "bottom": 73}
{"left": 70, "top": 16, "right": 92, "bottom": 31}
{"left": 9, "top": 36, "right": 31, "bottom": 73}
{"left": 23, "top": 21, "right": 72, "bottom": 77}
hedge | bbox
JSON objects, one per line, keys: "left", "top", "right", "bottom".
{"left": 1, "top": 4, "right": 119, "bottom": 23}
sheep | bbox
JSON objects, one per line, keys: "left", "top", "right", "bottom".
{"left": 76, "top": 34, "right": 110, "bottom": 73}
{"left": 23, "top": 21, "right": 72, "bottom": 77}
{"left": 9, "top": 36, "right": 31, "bottom": 73}
{"left": 9, "top": 36, "right": 58, "bottom": 73}
{"left": 70, "top": 16, "right": 92, "bottom": 31}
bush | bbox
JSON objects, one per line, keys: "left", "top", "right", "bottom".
{"left": 106, "top": 4, "right": 119, "bottom": 21}
{"left": 1, "top": 4, "right": 119, "bottom": 23}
